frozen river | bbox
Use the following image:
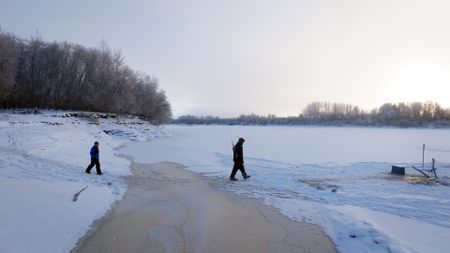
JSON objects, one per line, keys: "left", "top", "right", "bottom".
{"left": 123, "top": 125, "right": 450, "bottom": 165}
{"left": 121, "top": 125, "right": 450, "bottom": 253}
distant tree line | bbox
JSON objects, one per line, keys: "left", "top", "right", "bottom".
{"left": 173, "top": 101, "right": 450, "bottom": 127}
{"left": 0, "top": 31, "right": 171, "bottom": 123}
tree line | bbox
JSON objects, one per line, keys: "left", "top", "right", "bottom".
{"left": 0, "top": 30, "right": 171, "bottom": 123}
{"left": 173, "top": 101, "right": 450, "bottom": 127}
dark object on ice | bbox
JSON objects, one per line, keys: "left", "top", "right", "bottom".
{"left": 412, "top": 158, "right": 438, "bottom": 179}
{"left": 349, "top": 234, "right": 357, "bottom": 238}
{"left": 85, "top": 142, "right": 102, "bottom": 175}
{"left": 331, "top": 188, "right": 337, "bottom": 193}
{"left": 230, "top": 137, "right": 251, "bottom": 181}
{"left": 391, "top": 166, "right": 405, "bottom": 175}
{"left": 412, "top": 165, "right": 429, "bottom": 178}
{"left": 411, "top": 144, "right": 438, "bottom": 178}
{"left": 73, "top": 186, "right": 88, "bottom": 202}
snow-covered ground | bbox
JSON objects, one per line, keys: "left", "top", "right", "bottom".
{"left": 0, "top": 110, "right": 166, "bottom": 253}
{"left": 2, "top": 113, "right": 449, "bottom": 253}
{"left": 122, "top": 125, "right": 450, "bottom": 253}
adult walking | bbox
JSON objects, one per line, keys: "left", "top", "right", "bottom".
{"left": 230, "top": 137, "right": 251, "bottom": 181}
{"left": 85, "top": 141, "right": 103, "bottom": 175}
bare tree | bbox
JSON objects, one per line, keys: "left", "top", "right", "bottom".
{"left": 0, "top": 31, "right": 171, "bottom": 123}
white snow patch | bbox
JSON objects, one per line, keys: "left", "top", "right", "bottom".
{"left": 0, "top": 178, "right": 112, "bottom": 253}
{"left": 331, "top": 205, "right": 450, "bottom": 253}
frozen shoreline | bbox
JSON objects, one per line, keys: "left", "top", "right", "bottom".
{"left": 73, "top": 160, "right": 337, "bottom": 253}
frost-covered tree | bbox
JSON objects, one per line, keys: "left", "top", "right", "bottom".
{"left": 173, "top": 101, "right": 450, "bottom": 127}
{"left": 0, "top": 32, "right": 18, "bottom": 106}
{"left": 0, "top": 31, "right": 171, "bottom": 123}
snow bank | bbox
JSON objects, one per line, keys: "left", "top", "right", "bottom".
{"left": 0, "top": 110, "right": 166, "bottom": 253}
{"left": 0, "top": 178, "right": 112, "bottom": 253}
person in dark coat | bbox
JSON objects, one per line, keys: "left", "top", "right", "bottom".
{"left": 230, "top": 137, "right": 251, "bottom": 181}
{"left": 85, "top": 141, "right": 102, "bottom": 175}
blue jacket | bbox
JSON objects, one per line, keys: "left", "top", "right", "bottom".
{"left": 90, "top": 146, "right": 99, "bottom": 159}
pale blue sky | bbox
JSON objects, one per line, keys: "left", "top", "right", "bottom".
{"left": 2, "top": 0, "right": 450, "bottom": 116}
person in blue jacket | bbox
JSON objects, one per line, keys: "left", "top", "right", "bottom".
{"left": 85, "top": 141, "right": 102, "bottom": 175}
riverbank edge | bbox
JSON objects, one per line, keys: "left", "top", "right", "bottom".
{"left": 71, "top": 155, "right": 338, "bottom": 253}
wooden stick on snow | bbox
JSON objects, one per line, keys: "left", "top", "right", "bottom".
{"left": 73, "top": 186, "right": 88, "bottom": 202}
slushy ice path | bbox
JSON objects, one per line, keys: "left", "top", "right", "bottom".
{"left": 73, "top": 162, "right": 337, "bottom": 253}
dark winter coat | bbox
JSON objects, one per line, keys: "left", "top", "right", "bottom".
{"left": 233, "top": 142, "right": 244, "bottom": 163}
{"left": 90, "top": 146, "right": 99, "bottom": 160}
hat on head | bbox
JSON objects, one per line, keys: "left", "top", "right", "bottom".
{"left": 94, "top": 141, "right": 99, "bottom": 145}
{"left": 238, "top": 137, "right": 245, "bottom": 142}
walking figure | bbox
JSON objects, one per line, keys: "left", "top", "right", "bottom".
{"left": 85, "top": 141, "right": 102, "bottom": 175}
{"left": 230, "top": 137, "right": 251, "bottom": 181}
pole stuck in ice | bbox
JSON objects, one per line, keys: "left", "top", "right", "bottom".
{"left": 422, "top": 144, "right": 425, "bottom": 170}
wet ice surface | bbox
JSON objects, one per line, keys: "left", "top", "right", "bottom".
{"left": 123, "top": 125, "right": 450, "bottom": 253}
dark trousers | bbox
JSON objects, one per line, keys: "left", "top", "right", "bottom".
{"left": 230, "top": 162, "right": 247, "bottom": 178}
{"left": 86, "top": 158, "right": 102, "bottom": 174}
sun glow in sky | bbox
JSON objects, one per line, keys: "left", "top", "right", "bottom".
{"left": 1, "top": 0, "right": 450, "bottom": 117}
{"left": 388, "top": 62, "right": 450, "bottom": 104}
